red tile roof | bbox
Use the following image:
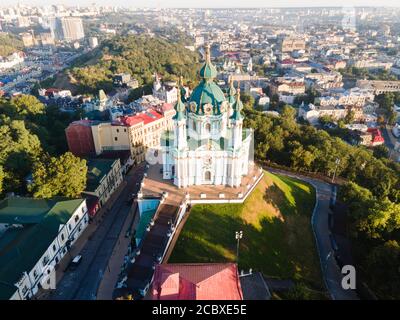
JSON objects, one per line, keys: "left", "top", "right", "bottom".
{"left": 120, "top": 109, "right": 164, "bottom": 127}
{"left": 151, "top": 263, "right": 243, "bottom": 300}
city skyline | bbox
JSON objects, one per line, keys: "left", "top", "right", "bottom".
{"left": 2, "top": 0, "right": 400, "bottom": 8}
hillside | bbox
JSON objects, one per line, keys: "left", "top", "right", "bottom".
{"left": 0, "top": 33, "right": 24, "bottom": 57}
{"left": 51, "top": 35, "right": 200, "bottom": 95}
{"left": 169, "top": 171, "right": 327, "bottom": 299}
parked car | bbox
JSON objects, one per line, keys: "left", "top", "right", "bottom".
{"left": 68, "top": 255, "right": 82, "bottom": 271}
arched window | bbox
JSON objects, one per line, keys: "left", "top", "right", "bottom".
{"left": 205, "top": 123, "right": 211, "bottom": 132}
{"left": 204, "top": 171, "right": 211, "bottom": 181}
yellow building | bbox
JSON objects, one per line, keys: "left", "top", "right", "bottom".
{"left": 90, "top": 104, "right": 175, "bottom": 164}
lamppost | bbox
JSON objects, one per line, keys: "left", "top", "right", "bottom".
{"left": 331, "top": 158, "right": 341, "bottom": 184}
{"left": 235, "top": 231, "right": 243, "bottom": 263}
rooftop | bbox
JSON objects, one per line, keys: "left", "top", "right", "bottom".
{"left": 151, "top": 263, "right": 243, "bottom": 300}
{"left": 85, "top": 159, "right": 118, "bottom": 192}
{"left": 0, "top": 197, "right": 84, "bottom": 300}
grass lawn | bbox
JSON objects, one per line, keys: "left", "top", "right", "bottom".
{"left": 168, "top": 171, "right": 327, "bottom": 299}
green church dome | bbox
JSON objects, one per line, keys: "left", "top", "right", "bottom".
{"left": 189, "top": 44, "right": 226, "bottom": 115}
{"left": 190, "top": 81, "right": 226, "bottom": 114}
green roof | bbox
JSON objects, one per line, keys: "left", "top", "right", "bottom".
{"left": 199, "top": 44, "right": 218, "bottom": 80}
{"left": 189, "top": 80, "right": 226, "bottom": 114}
{"left": 0, "top": 197, "right": 84, "bottom": 299}
{"left": 199, "top": 62, "right": 218, "bottom": 80}
{"left": 86, "top": 159, "right": 117, "bottom": 192}
{"left": 188, "top": 44, "right": 226, "bottom": 116}
{"left": 135, "top": 209, "right": 156, "bottom": 244}
{"left": 173, "top": 88, "right": 187, "bottom": 121}
{"left": 230, "top": 91, "right": 244, "bottom": 121}
{"left": 228, "top": 80, "right": 237, "bottom": 104}
{"left": 0, "top": 198, "right": 56, "bottom": 224}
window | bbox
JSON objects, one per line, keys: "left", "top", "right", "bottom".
{"left": 116, "top": 129, "right": 119, "bottom": 133}
{"left": 53, "top": 244, "right": 56, "bottom": 252}
{"left": 61, "top": 234, "right": 65, "bottom": 241}
{"left": 68, "top": 224, "right": 72, "bottom": 231}
{"left": 124, "top": 128, "right": 127, "bottom": 132}
{"left": 42, "top": 256, "right": 49, "bottom": 266}
{"left": 205, "top": 123, "right": 211, "bottom": 132}
{"left": 114, "top": 137, "right": 118, "bottom": 141}
{"left": 33, "top": 270, "right": 38, "bottom": 280}
{"left": 74, "top": 215, "right": 79, "bottom": 223}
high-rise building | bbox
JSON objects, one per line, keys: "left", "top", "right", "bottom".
{"left": 54, "top": 17, "right": 85, "bottom": 42}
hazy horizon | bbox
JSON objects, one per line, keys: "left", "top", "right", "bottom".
{"left": 2, "top": 0, "right": 400, "bottom": 8}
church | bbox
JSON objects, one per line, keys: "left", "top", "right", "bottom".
{"left": 161, "top": 44, "right": 253, "bottom": 188}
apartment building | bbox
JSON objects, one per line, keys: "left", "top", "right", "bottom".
{"left": 280, "top": 37, "right": 306, "bottom": 53}
{"left": 66, "top": 104, "right": 175, "bottom": 164}
{"left": 83, "top": 159, "right": 123, "bottom": 208}
{"left": 0, "top": 197, "right": 89, "bottom": 300}
{"left": 269, "top": 76, "right": 306, "bottom": 103}
{"left": 315, "top": 88, "right": 374, "bottom": 107}
{"left": 351, "top": 59, "right": 392, "bottom": 70}
{"left": 299, "top": 103, "right": 348, "bottom": 124}
{"left": 356, "top": 80, "right": 400, "bottom": 94}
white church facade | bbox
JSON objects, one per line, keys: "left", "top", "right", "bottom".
{"left": 162, "top": 45, "right": 253, "bottom": 188}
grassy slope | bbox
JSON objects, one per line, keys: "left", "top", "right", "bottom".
{"left": 169, "top": 171, "right": 326, "bottom": 298}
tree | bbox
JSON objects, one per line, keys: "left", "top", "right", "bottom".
{"left": 290, "top": 142, "right": 316, "bottom": 171}
{"left": 67, "top": 35, "right": 200, "bottom": 95}
{"left": 0, "top": 33, "right": 23, "bottom": 57}
{"left": 357, "top": 198, "right": 400, "bottom": 239}
{"left": 365, "top": 240, "right": 400, "bottom": 299}
{"left": 0, "top": 166, "right": 4, "bottom": 196}
{"left": 373, "top": 145, "right": 389, "bottom": 159}
{"left": 240, "top": 92, "right": 255, "bottom": 110}
{"left": 0, "top": 120, "right": 42, "bottom": 193}
{"left": 281, "top": 105, "right": 298, "bottom": 132}
{"left": 29, "top": 152, "right": 87, "bottom": 199}
{"left": 344, "top": 110, "right": 355, "bottom": 124}
{"left": 318, "top": 114, "right": 335, "bottom": 125}
{"left": 8, "top": 95, "right": 45, "bottom": 118}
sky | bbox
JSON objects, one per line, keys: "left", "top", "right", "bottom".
{"left": 2, "top": 0, "right": 400, "bottom": 8}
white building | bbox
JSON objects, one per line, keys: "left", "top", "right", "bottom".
{"left": 162, "top": 45, "right": 253, "bottom": 188}
{"left": 152, "top": 74, "right": 179, "bottom": 104}
{"left": 0, "top": 52, "right": 24, "bottom": 70}
{"left": 298, "top": 103, "right": 348, "bottom": 125}
{"left": 316, "top": 87, "right": 374, "bottom": 107}
{"left": 0, "top": 197, "right": 89, "bottom": 300}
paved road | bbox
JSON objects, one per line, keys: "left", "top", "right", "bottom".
{"left": 268, "top": 168, "right": 359, "bottom": 300}
{"left": 48, "top": 165, "right": 145, "bottom": 300}
{"left": 382, "top": 126, "right": 395, "bottom": 149}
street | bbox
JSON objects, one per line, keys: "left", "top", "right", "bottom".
{"left": 47, "top": 164, "right": 145, "bottom": 300}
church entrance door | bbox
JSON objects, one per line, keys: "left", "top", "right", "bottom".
{"left": 204, "top": 170, "right": 211, "bottom": 182}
